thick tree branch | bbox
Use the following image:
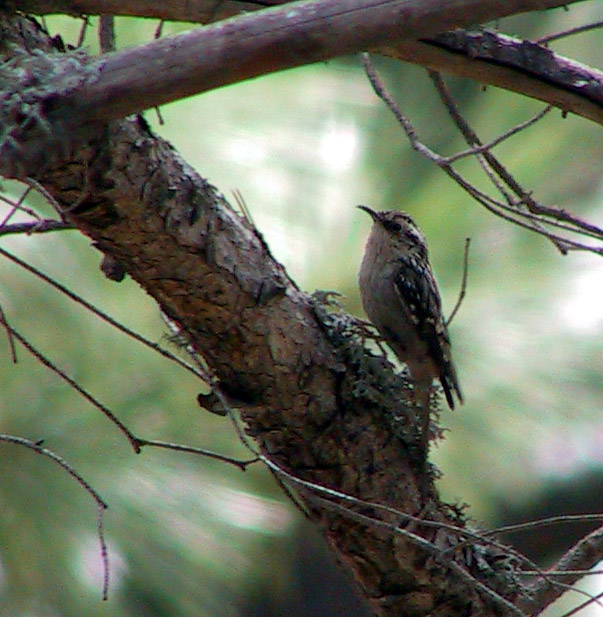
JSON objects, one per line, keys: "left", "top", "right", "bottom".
{"left": 1, "top": 0, "right": 600, "bottom": 180}
{"left": 15, "top": 0, "right": 603, "bottom": 124}
{"left": 11, "top": 0, "right": 587, "bottom": 24}
{"left": 35, "top": 115, "right": 511, "bottom": 617}
{"left": 383, "top": 33, "right": 603, "bottom": 125}
{"left": 3, "top": 0, "right": 271, "bottom": 22}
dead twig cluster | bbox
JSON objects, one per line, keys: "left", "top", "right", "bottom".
{"left": 361, "top": 53, "right": 603, "bottom": 257}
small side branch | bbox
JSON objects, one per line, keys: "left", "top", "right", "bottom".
{"left": 0, "top": 219, "right": 73, "bottom": 236}
{"left": 446, "top": 238, "right": 470, "bottom": 327}
{"left": 520, "top": 525, "right": 603, "bottom": 614}
{"left": 0, "top": 246, "right": 206, "bottom": 380}
{"left": 361, "top": 53, "right": 603, "bottom": 256}
{"left": 0, "top": 433, "right": 110, "bottom": 599}
{"left": 136, "top": 438, "right": 259, "bottom": 470}
{"left": 0, "top": 309, "right": 142, "bottom": 452}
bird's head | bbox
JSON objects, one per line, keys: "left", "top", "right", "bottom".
{"left": 357, "top": 205, "right": 428, "bottom": 258}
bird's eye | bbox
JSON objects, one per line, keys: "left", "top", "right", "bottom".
{"left": 384, "top": 221, "right": 402, "bottom": 232}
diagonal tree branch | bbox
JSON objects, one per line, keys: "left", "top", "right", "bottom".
{"left": 17, "top": 0, "right": 603, "bottom": 124}
{"left": 383, "top": 32, "right": 603, "bottom": 125}
{"left": 13, "top": 0, "right": 588, "bottom": 24}
{"left": 519, "top": 525, "right": 603, "bottom": 614}
{"left": 2, "top": 0, "right": 600, "bottom": 180}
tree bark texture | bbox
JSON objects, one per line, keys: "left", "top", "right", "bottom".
{"left": 0, "top": 6, "right": 601, "bottom": 617}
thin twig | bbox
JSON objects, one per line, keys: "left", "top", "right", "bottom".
{"left": 23, "top": 178, "right": 64, "bottom": 217}
{"left": 2, "top": 307, "right": 255, "bottom": 488}
{"left": 0, "top": 185, "right": 31, "bottom": 226}
{"left": 446, "top": 238, "right": 470, "bottom": 327}
{"left": 0, "top": 219, "right": 73, "bottom": 236}
{"left": 0, "top": 247, "right": 207, "bottom": 381}
{"left": 97, "top": 502, "right": 110, "bottom": 600}
{"left": 522, "top": 569, "right": 603, "bottom": 577}
{"left": 559, "top": 589, "right": 603, "bottom": 617}
{"left": 76, "top": 15, "right": 90, "bottom": 48}
{"left": 489, "top": 513, "right": 603, "bottom": 536}
{"left": 427, "top": 71, "right": 569, "bottom": 253}
{"left": 151, "top": 22, "right": 166, "bottom": 124}
{"left": 232, "top": 188, "right": 255, "bottom": 227}
{"left": 137, "top": 437, "right": 259, "bottom": 470}
{"left": 427, "top": 71, "right": 603, "bottom": 248}
{"left": 428, "top": 72, "right": 553, "bottom": 235}
{"left": 0, "top": 306, "right": 18, "bottom": 363}
{"left": 0, "top": 433, "right": 110, "bottom": 599}
{"left": 521, "top": 525, "right": 603, "bottom": 615}
{"left": 443, "top": 106, "right": 553, "bottom": 164}
{"left": 536, "top": 20, "right": 603, "bottom": 43}
{"left": 261, "top": 454, "right": 528, "bottom": 617}
{"left": 0, "top": 186, "right": 38, "bottom": 226}
{"left": 361, "top": 54, "right": 603, "bottom": 255}
{"left": 0, "top": 313, "right": 141, "bottom": 452}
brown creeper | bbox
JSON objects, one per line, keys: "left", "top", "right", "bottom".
{"left": 358, "top": 206, "right": 462, "bottom": 410}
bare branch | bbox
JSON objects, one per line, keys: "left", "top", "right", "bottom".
{"left": 558, "top": 590, "right": 603, "bottom": 617}
{"left": 521, "top": 525, "right": 603, "bottom": 614}
{"left": 401, "top": 30, "right": 603, "bottom": 122}
{"left": 536, "top": 19, "right": 603, "bottom": 43}
{"left": 0, "top": 433, "right": 110, "bottom": 599}
{"left": 14, "top": 0, "right": 602, "bottom": 125}
{"left": 0, "top": 219, "right": 73, "bottom": 236}
{"left": 0, "top": 246, "right": 207, "bottom": 380}
{"left": 0, "top": 309, "right": 142, "bottom": 452}
{"left": 76, "top": 15, "right": 90, "bottom": 48}
{"left": 0, "top": 185, "right": 40, "bottom": 226}
{"left": 428, "top": 71, "right": 603, "bottom": 243}
{"left": 12, "top": 0, "right": 274, "bottom": 22}
{"left": 98, "top": 15, "right": 115, "bottom": 52}
{"left": 0, "top": 306, "right": 18, "bottom": 363}
{"left": 427, "top": 71, "right": 572, "bottom": 254}
{"left": 136, "top": 437, "right": 259, "bottom": 470}
{"left": 442, "top": 106, "right": 553, "bottom": 165}
{"left": 382, "top": 31, "right": 603, "bottom": 125}
{"left": 14, "top": 0, "right": 586, "bottom": 24}
{"left": 446, "top": 238, "right": 470, "bottom": 327}
{"left": 361, "top": 54, "right": 603, "bottom": 255}
{"left": 490, "top": 513, "right": 603, "bottom": 536}
{"left": 2, "top": 0, "right": 601, "bottom": 179}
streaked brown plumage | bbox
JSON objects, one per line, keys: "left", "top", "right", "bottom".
{"left": 358, "top": 206, "right": 462, "bottom": 410}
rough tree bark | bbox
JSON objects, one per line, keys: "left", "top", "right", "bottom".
{"left": 0, "top": 2, "right": 601, "bottom": 616}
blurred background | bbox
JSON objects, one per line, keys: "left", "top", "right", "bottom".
{"left": 0, "top": 4, "right": 602, "bottom": 616}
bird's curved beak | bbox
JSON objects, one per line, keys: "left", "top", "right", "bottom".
{"left": 357, "top": 205, "right": 379, "bottom": 221}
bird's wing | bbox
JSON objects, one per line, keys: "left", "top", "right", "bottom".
{"left": 393, "top": 255, "right": 461, "bottom": 408}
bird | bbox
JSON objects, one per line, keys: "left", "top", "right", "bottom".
{"left": 357, "top": 205, "right": 462, "bottom": 410}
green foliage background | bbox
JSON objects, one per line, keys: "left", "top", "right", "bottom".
{"left": 0, "top": 5, "right": 602, "bottom": 616}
